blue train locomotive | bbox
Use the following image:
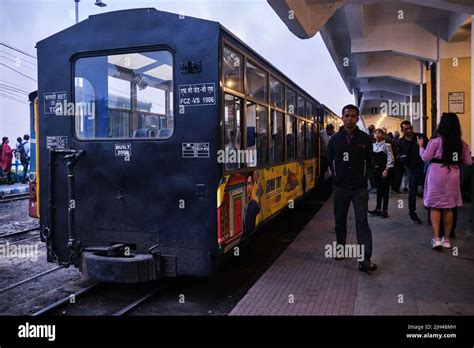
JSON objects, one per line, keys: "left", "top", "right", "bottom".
{"left": 35, "top": 8, "right": 332, "bottom": 282}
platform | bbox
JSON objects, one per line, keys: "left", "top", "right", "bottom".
{"left": 229, "top": 192, "right": 474, "bottom": 315}
{"left": 0, "top": 183, "right": 29, "bottom": 199}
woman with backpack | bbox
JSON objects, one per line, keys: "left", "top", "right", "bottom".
{"left": 418, "top": 112, "right": 472, "bottom": 250}
{"left": 16, "top": 135, "right": 30, "bottom": 184}
{"left": 1, "top": 137, "right": 14, "bottom": 184}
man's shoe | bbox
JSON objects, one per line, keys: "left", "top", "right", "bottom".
{"left": 410, "top": 215, "right": 422, "bottom": 224}
{"left": 381, "top": 211, "right": 388, "bottom": 218}
{"left": 368, "top": 209, "right": 381, "bottom": 215}
{"left": 359, "top": 260, "right": 377, "bottom": 272}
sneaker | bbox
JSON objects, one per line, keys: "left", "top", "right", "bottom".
{"left": 431, "top": 238, "right": 442, "bottom": 250}
{"left": 410, "top": 214, "right": 422, "bottom": 224}
{"left": 368, "top": 209, "right": 381, "bottom": 215}
{"left": 441, "top": 237, "right": 452, "bottom": 249}
{"left": 381, "top": 211, "right": 388, "bottom": 218}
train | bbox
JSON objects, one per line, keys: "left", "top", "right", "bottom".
{"left": 29, "top": 8, "right": 341, "bottom": 282}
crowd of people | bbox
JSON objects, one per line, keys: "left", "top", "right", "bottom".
{"left": 322, "top": 105, "right": 472, "bottom": 272}
{"left": 0, "top": 134, "right": 31, "bottom": 185}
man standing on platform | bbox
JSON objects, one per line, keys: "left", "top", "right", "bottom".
{"left": 397, "top": 120, "right": 429, "bottom": 224}
{"left": 327, "top": 104, "right": 377, "bottom": 272}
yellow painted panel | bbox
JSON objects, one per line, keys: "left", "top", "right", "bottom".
{"left": 439, "top": 57, "right": 471, "bottom": 148}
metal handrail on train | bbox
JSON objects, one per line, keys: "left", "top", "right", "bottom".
{"left": 45, "top": 148, "right": 85, "bottom": 266}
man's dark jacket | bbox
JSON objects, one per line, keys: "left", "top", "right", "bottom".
{"left": 397, "top": 132, "right": 429, "bottom": 171}
{"left": 327, "top": 127, "right": 372, "bottom": 190}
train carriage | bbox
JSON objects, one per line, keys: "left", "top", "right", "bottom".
{"left": 35, "top": 8, "right": 328, "bottom": 282}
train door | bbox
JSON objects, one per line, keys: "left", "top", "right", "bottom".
{"left": 46, "top": 49, "right": 176, "bottom": 264}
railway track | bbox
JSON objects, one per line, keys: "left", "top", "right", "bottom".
{"left": 31, "top": 283, "right": 100, "bottom": 316}
{"left": 31, "top": 283, "right": 162, "bottom": 316}
{"left": 0, "top": 226, "right": 41, "bottom": 245}
{"left": 0, "top": 226, "right": 40, "bottom": 239}
{"left": 0, "top": 193, "right": 29, "bottom": 203}
{"left": 0, "top": 266, "right": 63, "bottom": 294}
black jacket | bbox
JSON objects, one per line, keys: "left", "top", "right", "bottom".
{"left": 397, "top": 132, "right": 429, "bottom": 171}
{"left": 327, "top": 127, "right": 372, "bottom": 189}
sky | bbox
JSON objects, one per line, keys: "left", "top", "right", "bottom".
{"left": 0, "top": 0, "right": 353, "bottom": 141}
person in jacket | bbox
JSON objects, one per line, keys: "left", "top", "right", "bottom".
{"left": 320, "top": 123, "right": 335, "bottom": 183}
{"left": 390, "top": 130, "right": 403, "bottom": 193}
{"left": 327, "top": 104, "right": 377, "bottom": 272}
{"left": 419, "top": 112, "right": 472, "bottom": 249}
{"left": 1, "top": 137, "right": 13, "bottom": 184}
{"left": 368, "top": 129, "right": 394, "bottom": 218}
{"left": 397, "top": 121, "right": 429, "bottom": 224}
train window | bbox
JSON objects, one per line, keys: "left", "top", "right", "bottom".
{"left": 297, "top": 119, "right": 305, "bottom": 159}
{"left": 270, "top": 76, "right": 284, "bottom": 109}
{"left": 297, "top": 95, "right": 305, "bottom": 117}
{"left": 286, "top": 115, "right": 295, "bottom": 161}
{"left": 223, "top": 46, "right": 243, "bottom": 92}
{"left": 74, "top": 77, "right": 96, "bottom": 138}
{"left": 312, "top": 102, "right": 319, "bottom": 123}
{"left": 246, "top": 102, "right": 268, "bottom": 167}
{"left": 314, "top": 123, "right": 319, "bottom": 158}
{"left": 270, "top": 110, "right": 284, "bottom": 164}
{"left": 286, "top": 88, "right": 296, "bottom": 114}
{"left": 306, "top": 122, "right": 313, "bottom": 158}
{"left": 107, "top": 76, "right": 131, "bottom": 138}
{"left": 224, "top": 94, "right": 242, "bottom": 171}
{"left": 246, "top": 61, "right": 267, "bottom": 102}
{"left": 74, "top": 50, "right": 174, "bottom": 139}
{"left": 306, "top": 101, "right": 312, "bottom": 120}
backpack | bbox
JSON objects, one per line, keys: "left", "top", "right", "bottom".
{"left": 18, "top": 142, "right": 28, "bottom": 163}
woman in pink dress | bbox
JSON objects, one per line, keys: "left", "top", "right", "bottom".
{"left": 418, "top": 113, "right": 472, "bottom": 250}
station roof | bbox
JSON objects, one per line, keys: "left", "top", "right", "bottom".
{"left": 268, "top": 0, "right": 474, "bottom": 116}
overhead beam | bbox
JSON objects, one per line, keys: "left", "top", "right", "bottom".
{"left": 362, "top": 91, "right": 409, "bottom": 103}
{"left": 344, "top": 4, "right": 364, "bottom": 39}
{"left": 267, "top": 0, "right": 344, "bottom": 39}
{"left": 402, "top": 0, "right": 474, "bottom": 14}
{"left": 448, "top": 13, "right": 471, "bottom": 41}
{"left": 356, "top": 55, "right": 421, "bottom": 84}
{"left": 351, "top": 23, "right": 439, "bottom": 62}
{"left": 359, "top": 77, "right": 418, "bottom": 96}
